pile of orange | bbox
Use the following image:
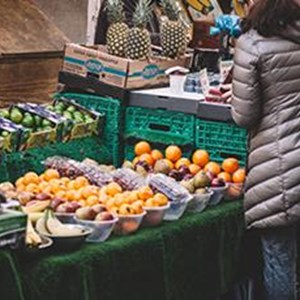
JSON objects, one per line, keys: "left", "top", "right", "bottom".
{"left": 100, "top": 183, "right": 169, "bottom": 216}
{"left": 15, "top": 169, "right": 101, "bottom": 207}
{"left": 132, "top": 142, "right": 246, "bottom": 184}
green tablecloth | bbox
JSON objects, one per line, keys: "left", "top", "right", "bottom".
{"left": 0, "top": 201, "right": 244, "bottom": 300}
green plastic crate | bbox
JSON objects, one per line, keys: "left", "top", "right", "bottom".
{"left": 55, "top": 93, "right": 124, "bottom": 166}
{"left": 0, "top": 137, "right": 112, "bottom": 183}
{"left": 124, "top": 107, "right": 195, "bottom": 161}
{"left": 195, "top": 119, "right": 248, "bottom": 166}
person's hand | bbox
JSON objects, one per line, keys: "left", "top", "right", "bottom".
{"left": 220, "top": 84, "right": 232, "bottom": 104}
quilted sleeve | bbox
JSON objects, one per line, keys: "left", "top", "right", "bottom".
{"left": 231, "top": 34, "right": 262, "bottom": 129}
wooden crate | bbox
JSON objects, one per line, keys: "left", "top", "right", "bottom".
{"left": 0, "top": 0, "right": 69, "bottom": 107}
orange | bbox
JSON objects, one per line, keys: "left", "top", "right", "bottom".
{"left": 153, "top": 193, "right": 168, "bottom": 206}
{"left": 217, "top": 172, "right": 232, "bottom": 183}
{"left": 25, "top": 183, "right": 39, "bottom": 193}
{"left": 23, "top": 172, "right": 40, "bottom": 185}
{"left": 192, "top": 150, "right": 210, "bottom": 167}
{"left": 204, "top": 162, "right": 221, "bottom": 176}
{"left": 138, "top": 186, "right": 154, "bottom": 201}
{"left": 74, "top": 176, "right": 89, "bottom": 189}
{"left": 43, "top": 169, "right": 60, "bottom": 182}
{"left": 38, "top": 181, "right": 49, "bottom": 192}
{"left": 132, "top": 156, "right": 140, "bottom": 166}
{"left": 232, "top": 169, "right": 246, "bottom": 183}
{"left": 222, "top": 158, "right": 240, "bottom": 174}
{"left": 128, "top": 191, "right": 139, "bottom": 203}
{"left": 139, "top": 153, "right": 155, "bottom": 166}
{"left": 39, "top": 174, "right": 46, "bottom": 182}
{"left": 15, "top": 177, "right": 25, "bottom": 187}
{"left": 165, "top": 145, "right": 182, "bottom": 162}
{"left": 86, "top": 195, "right": 99, "bottom": 206}
{"left": 106, "top": 198, "right": 116, "bottom": 209}
{"left": 132, "top": 201, "right": 144, "bottom": 214}
{"left": 67, "top": 180, "right": 76, "bottom": 190}
{"left": 163, "top": 159, "right": 174, "bottom": 170}
{"left": 55, "top": 190, "right": 67, "bottom": 200}
{"left": 175, "top": 158, "right": 191, "bottom": 169}
{"left": 106, "top": 182, "right": 122, "bottom": 197}
{"left": 134, "top": 141, "right": 152, "bottom": 156}
{"left": 60, "top": 177, "right": 70, "bottom": 185}
{"left": 151, "top": 149, "right": 163, "bottom": 161}
{"left": 16, "top": 184, "right": 26, "bottom": 192}
{"left": 81, "top": 185, "right": 100, "bottom": 199}
{"left": 189, "top": 164, "right": 201, "bottom": 176}
{"left": 66, "top": 190, "right": 82, "bottom": 202}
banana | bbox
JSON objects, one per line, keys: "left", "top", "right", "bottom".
{"left": 22, "top": 200, "right": 51, "bottom": 214}
{"left": 28, "top": 212, "right": 44, "bottom": 224}
{"left": 36, "top": 210, "right": 50, "bottom": 236}
{"left": 186, "top": 0, "right": 212, "bottom": 13}
{"left": 26, "top": 219, "right": 42, "bottom": 247}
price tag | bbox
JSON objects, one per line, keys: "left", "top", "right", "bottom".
{"left": 199, "top": 68, "right": 210, "bottom": 95}
{"left": 220, "top": 60, "right": 234, "bottom": 83}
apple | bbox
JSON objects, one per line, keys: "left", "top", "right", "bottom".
{"left": 92, "top": 204, "right": 107, "bottom": 215}
{"left": 76, "top": 207, "right": 97, "bottom": 221}
{"left": 206, "top": 171, "right": 215, "bottom": 182}
{"left": 35, "top": 193, "right": 52, "bottom": 201}
{"left": 51, "top": 198, "right": 65, "bottom": 210}
{"left": 211, "top": 178, "right": 226, "bottom": 188}
{"left": 95, "top": 212, "right": 114, "bottom": 222}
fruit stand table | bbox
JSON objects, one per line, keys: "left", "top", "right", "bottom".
{"left": 0, "top": 201, "right": 244, "bottom": 300}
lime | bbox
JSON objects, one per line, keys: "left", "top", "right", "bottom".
{"left": 10, "top": 108, "right": 23, "bottom": 124}
{"left": 63, "top": 111, "right": 73, "bottom": 119}
{"left": 34, "top": 116, "right": 42, "bottom": 127}
{"left": 22, "top": 115, "right": 35, "bottom": 128}
{"left": 42, "top": 119, "right": 52, "bottom": 128}
{"left": 1, "top": 131, "right": 9, "bottom": 137}
{"left": 0, "top": 109, "right": 10, "bottom": 119}
{"left": 67, "top": 106, "right": 76, "bottom": 113}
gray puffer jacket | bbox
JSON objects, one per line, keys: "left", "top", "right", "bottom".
{"left": 232, "top": 23, "right": 300, "bottom": 229}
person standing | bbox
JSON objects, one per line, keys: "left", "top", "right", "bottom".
{"left": 231, "top": 0, "right": 300, "bottom": 299}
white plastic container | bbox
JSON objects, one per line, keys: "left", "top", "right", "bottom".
{"left": 163, "top": 198, "right": 192, "bottom": 221}
{"left": 188, "top": 191, "right": 213, "bottom": 213}
{"left": 143, "top": 203, "right": 170, "bottom": 227}
{"left": 114, "top": 211, "right": 146, "bottom": 235}
{"left": 210, "top": 184, "right": 229, "bottom": 206}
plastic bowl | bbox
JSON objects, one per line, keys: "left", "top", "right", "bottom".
{"left": 142, "top": 203, "right": 170, "bottom": 227}
{"left": 188, "top": 191, "right": 213, "bottom": 213}
{"left": 163, "top": 197, "right": 192, "bottom": 221}
{"left": 114, "top": 211, "right": 146, "bottom": 235}
{"left": 55, "top": 213, "right": 76, "bottom": 224}
{"left": 75, "top": 217, "right": 118, "bottom": 243}
{"left": 225, "top": 183, "right": 244, "bottom": 200}
{"left": 210, "top": 184, "right": 228, "bottom": 206}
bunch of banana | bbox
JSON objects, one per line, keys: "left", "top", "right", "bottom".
{"left": 26, "top": 219, "right": 42, "bottom": 247}
{"left": 36, "top": 209, "right": 84, "bottom": 237}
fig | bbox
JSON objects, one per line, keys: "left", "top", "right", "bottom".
{"left": 95, "top": 212, "right": 114, "bottom": 222}
{"left": 153, "top": 159, "right": 171, "bottom": 174}
{"left": 194, "top": 171, "right": 210, "bottom": 188}
{"left": 76, "top": 207, "right": 96, "bottom": 220}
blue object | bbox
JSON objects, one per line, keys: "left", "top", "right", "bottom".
{"left": 210, "top": 15, "right": 242, "bottom": 38}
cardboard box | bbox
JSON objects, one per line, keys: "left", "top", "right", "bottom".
{"left": 52, "top": 97, "right": 104, "bottom": 140}
{"left": 0, "top": 209, "right": 27, "bottom": 249}
{"left": 63, "top": 44, "right": 190, "bottom": 89}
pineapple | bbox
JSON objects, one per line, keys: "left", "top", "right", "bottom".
{"left": 160, "top": 0, "right": 187, "bottom": 59}
{"left": 125, "top": 0, "right": 152, "bottom": 60}
{"left": 105, "top": 0, "right": 129, "bottom": 57}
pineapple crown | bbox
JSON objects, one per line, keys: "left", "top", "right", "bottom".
{"left": 105, "top": 0, "right": 125, "bottom": 24}
{"left": 160, "top": 0, "right": 181, "bottom": 22}
{"left": 132, "top": 0, "right": 153, "bottom": 29}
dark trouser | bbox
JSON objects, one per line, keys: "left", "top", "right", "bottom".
{"left": 261, "top": 226, "right": 298, "bottom": 300}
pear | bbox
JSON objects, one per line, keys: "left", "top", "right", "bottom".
{"left": 194, "top": 171, "right": 210, "bottom": 189}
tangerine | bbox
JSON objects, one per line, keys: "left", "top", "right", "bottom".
{"left": 163, "top": 159, "right": 174, "bottom": 170}
{"left": 138, "top": 186, "right": 154, "bottom": 201}
{"left": 134, "top": 141, "right": 151, "bottom": 156}
{"left": 131, "top": 201, "right": 144, "bottom": 214}
{"left": 23, "top": 172, "right": 40, "bottom": 185}
{"left": 153, "top": 193, "right": 168, "bottom": 206}
{"left": 222, "top": 158, "right": 240, "bottom": 174}
{"left": 39, "top": 174, "right": 46, "bottom": 182}
{"left": 74, "top": 176, "right": 89, "bottom": 189}
{"left": 60, "top": 177, "right": 70, "bottom": 185}
{"left": 67, "top": 180, "right": 76, "bottom": 190}
{"left": 38, "top": 181, "right": 49, "bottom": 192}
{"left": 106, "top": 182, "right": 122, "bottom": 197}
{"left": 25, "top": 183, "right": 39, "bottom": 193}
{"left": 132, "top": 156, "right": 140, "bottom": 166}
{"left": 151, "top": 149, "right": 163, "bottom": 161}
{"left": 86, "top": 195, "right": 99, "bottom": 206}
{"left": 204, "top": 162, "right": 221, "bottom": 176}
{"left": 192, "top": 150, "right": 210, "bottom": 167}
{"left": 232, "top": 169, "right": 246, "bottom": 183}
{"left": 217, "top": 172, "right": 232, "bottom": 183}
{"left": 15, "top": 177, "right": 25, "bottom": 187}
{"left": 139, "top": 153, "right": 155, "bottom": 166}
{"left": 165, "top": 145, "right": 182, "bottom": 162}
{"left": 55, "top": 190, "right": 67, "bottom": 200}
{"left": 81, "top": 185, "right": 100, "bottom": 199}
{"left": 16, "top": 184, "right": 26, "bottom": 192}
{"left": 175, "top": 158, "right": 191, "bottom": 169}
{"left": 188, "top": 164, "right": 201, "bottom": 176}
{"left": 43, "top": 169, "right": 60, "bottom": 181}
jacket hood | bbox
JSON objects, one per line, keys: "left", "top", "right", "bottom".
{"left": 279, "top": 21, "right": 300, "bottom": 44}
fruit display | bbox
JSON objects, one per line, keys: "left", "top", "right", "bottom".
{"left": 44, "top": 156, "right": 114, "bottom": 187}
{"left": 160, "top": 0, "right": 187, "bottom": 59}
{"left": 105, "top": 0, "right": 129, "bottom": 58}
{"left": 125, "top": 0, "right": 152, "bottom": 60}
{"left": 113, "top": 168, "right": 146, "bottom": 190}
